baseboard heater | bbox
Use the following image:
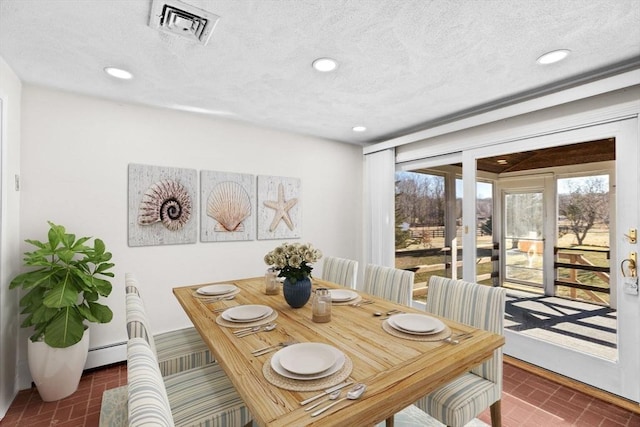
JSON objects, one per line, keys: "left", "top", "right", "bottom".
{"left": 85, "top": 341, "right": 127, "bottom": 370}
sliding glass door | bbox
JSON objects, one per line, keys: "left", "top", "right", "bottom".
{"left": 464, "top": 119, "right": 638, "bottom": 402}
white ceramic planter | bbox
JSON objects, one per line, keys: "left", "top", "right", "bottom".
{"left": 27, "top": 329, "right": 90, "bottom": 401}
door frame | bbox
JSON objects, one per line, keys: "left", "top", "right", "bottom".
{"left": 462, "top": 118, "right": 639, "bottom": 402}
{"left": 497, "top": 184, "right": 552, "bottom": 294}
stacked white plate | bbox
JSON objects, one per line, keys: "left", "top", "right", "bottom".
{"left": 387, "top": 313, "right": 445, "bottom": 335}
{"left": 221, "top": 305, "right": 273, "bottom": 323}
{"left": 271, "top": 343, "right": 345, "bottom": 380}
{"left": 196, "top": 283, "right": 238, "bottom": 296}
{"left": 328, "top": 289, "right": 358, "bottom": 303}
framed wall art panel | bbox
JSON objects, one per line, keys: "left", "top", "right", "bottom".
{"left": 257, "top": 175, "right": 301, "bottom": 240}
{"left": 128, "top": 163, "right": 197, "bottom": 246}
{"left": 200, "top": 170, "right": 256, "bottom": 242}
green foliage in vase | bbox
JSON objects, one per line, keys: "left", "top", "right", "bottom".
{"left": 10, "top": 222, "right": 114, "bottom": 348}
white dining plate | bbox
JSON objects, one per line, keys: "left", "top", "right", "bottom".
{"left": 388, "top": 314, "right": 445, "bottom": 334}
{"left": 271, "top": 344, "right": 345, "bottom": 380}
{"left": 276, "top": 343, "right": 339, "bottom": 375}
{"left": 222, "top": 305, "right": 273, "bottom": 322}
{"left": 196, "top": 284, "right": 237, "bottom": 295}
{"left": 328, "top": 289, "right": 358, "bottom": 302}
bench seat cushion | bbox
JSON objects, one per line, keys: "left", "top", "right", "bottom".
{"left": 155, "top": 327, "right": 215, "bottom": 377}
{"left": 164, "top": 363, "right": 252, "bottom": 426}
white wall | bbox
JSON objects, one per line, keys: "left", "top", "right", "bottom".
{"left": 0, "top": 57, "right": 22, "bottom": 418}
{"left": 16, "top": 85, "right": 363, "bottom": 387}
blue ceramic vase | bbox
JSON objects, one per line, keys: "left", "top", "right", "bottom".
{"left": 282, "top": 277, "right": 312, "bottom": 308}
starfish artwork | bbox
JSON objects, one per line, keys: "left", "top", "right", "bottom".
{"left": 263, "top": 183, "right": 298, "bottom": 231}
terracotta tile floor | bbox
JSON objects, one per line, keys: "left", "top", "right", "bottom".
{"left": 2, "top": 361, "right": 639, "bottom": 426}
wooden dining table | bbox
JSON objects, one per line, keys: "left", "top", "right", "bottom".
{"left": 173, "top": 277, "right": 504, "bottom": 426}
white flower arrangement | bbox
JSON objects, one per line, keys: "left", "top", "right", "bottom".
{"left": 264, "top": 242, "right": 322, "bottom": 282}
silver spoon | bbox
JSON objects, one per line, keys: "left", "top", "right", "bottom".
{"left": 311, "top": 383, "right": 367, "bottom": 417}
{"left": 373, "top": 309, "right": 401, "bottom": 317}
{"left": 304, "top": 390, "right": 341, "bottom": 411}
{"left": 236, "top": 323, "right": 277, "bottom": 337}
{"left": 233, "top": 322, "right": 275, "bottom": 335}
{"left": 444, "top": 332, "right": 473, "bottom": 344}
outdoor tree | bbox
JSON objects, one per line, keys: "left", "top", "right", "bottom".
{"left": 558, "top": 177, "right": 608, "bottom": 246}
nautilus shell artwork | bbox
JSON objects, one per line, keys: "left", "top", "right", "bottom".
{"left": 207, "top": 181, "right": 251, "bottom": 232}
{"left": 138, "top": 179, "right": 192, "bottom": 231}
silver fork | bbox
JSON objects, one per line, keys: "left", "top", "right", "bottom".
{"left": 251, "top": 340, "right": 298, "bottom": 356}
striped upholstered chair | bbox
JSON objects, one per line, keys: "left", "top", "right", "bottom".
{"left": 125, "top": 273, "right": 214, "bottom": 376}
{"left": 322, "top": 256, "right": 358, "bottom": 288}
{"left": 363, "top": 264, "right": 414, "bottom": 305}
{"left": 414, "top": 276, "right": 506, "bottom": 427}
{"left": 127, "top": 335, "right": 253, "bottom": 427}
{"left": 127, "top": 337, "right": 174, "bottom": 427}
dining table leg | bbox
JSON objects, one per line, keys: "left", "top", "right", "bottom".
{"left": 385, "top": 416, "right": 394, "bottom": 427}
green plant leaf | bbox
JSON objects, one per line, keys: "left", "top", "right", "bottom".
{"left": 95, "top": 262, "right": 115, "bottom": 275}
{"left": 63, "top": 232, "right": 76, "bottom": 248}
{"left": 77, "top": 303, "right": 99, "bottom": 323}
{"left": 57, "top": 248, "right": 75, "bottom": 263}
{"left": 24, "top": 239, "right": 46, "bottom": 249}
{"left": 43, "top": 274, "right": 78, "bottom": 308}
{"left": 47, "top": 222, "right": 64, "bottom": 248}
{"left": 19, "top": 286, "right": 46, "bottom": 310}
{"left": 84, "top": 290, "right": 99, "bottom": 302}
{"left": 88, "top": 302, "right": 113, "bottom": 323}
{"left": 30, "top": 304, "right": 59, "bottom": 325}
{"left": 10, "top": 269, "right": 56, "bottom": 290}
{"left": 71, "top": 236, "right": 91, "bottom": 251}
{"left": 94, "top": 239, "right": 105, "bottom": 256}
{"left": 92, "top": 278, "right": 113, "bottom": 297}
{"left": 30, "top": 322, "right": 47, "bottom": 343}
{"left": 44, "top": 307, "right": 85, "bottom": 348}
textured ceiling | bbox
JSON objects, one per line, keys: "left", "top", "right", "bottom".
{"left": 1, "top": 0, "right": 639, "bottom": 145}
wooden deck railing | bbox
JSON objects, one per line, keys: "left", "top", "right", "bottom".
{"left": 554, "top": 246, "right": 610, "bottom": 301}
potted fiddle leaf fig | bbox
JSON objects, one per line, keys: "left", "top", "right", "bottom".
{"left": 9, "top": 221, "right": 114, "bottom": 401}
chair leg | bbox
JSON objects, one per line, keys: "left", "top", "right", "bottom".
{"left": 490, "top": 400, "right": 502, "bottom": 427}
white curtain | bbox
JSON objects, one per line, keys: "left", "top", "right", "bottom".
{"left": 364, "top": 148, "right": 395, "bottom": 268}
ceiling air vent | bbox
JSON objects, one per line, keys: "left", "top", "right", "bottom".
{"left": 149, "top": 0, "right": 219, "bottom": 45}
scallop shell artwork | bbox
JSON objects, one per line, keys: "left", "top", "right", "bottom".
{"left": 138, "top": 180, "right": 192, "bottom": 231}
{"left": 207, "top": 181, "right": 251, "bottom": 232}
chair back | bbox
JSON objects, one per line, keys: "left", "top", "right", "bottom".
{"left": 426, "top": 276, "right": 506, "bottom": 383}
{"left": 125, "top": 273, "right": 158, "bottom": 356}
{"left": 364, "top": 264, "right": 414, "bottom": 305}
{"left": 322, "top": 256, "right": 358, "bottom": 288}
{"left": 127, "top": 337, "right": 175, "bottom": 427}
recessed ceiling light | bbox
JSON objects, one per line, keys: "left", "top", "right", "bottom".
{"left": 536, "top": 49, "right": 570, "bottom": 65}
{"left": 497, "top": 159, "right": 508, "bottom": 165}
{"left": 352, "top": 126, "right": 367, "bottom": 132}
{"left": 104, "top": 67, "right": 133, "bottom": 80}
{"left": 312, "top": 58, "right": 338, "bottom": 72}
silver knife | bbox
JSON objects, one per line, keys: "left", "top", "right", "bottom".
{"left": 299, "top": 381, "right": 354, "bottom": 405}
